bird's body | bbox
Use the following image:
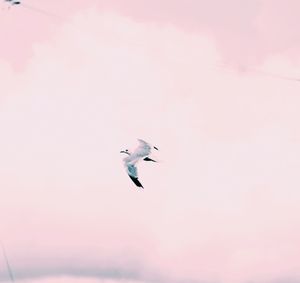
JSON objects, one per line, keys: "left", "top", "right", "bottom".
{"left": 120, "top": 139, "right": 158, "bottom": 188}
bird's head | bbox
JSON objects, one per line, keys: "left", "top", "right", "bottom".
{"left": 120, "top": 149, "right": 130, "bottom": 155}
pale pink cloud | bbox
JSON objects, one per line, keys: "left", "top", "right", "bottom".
{"left": 1, "top": 1, "right": 300, "bottom": 69}
{"left": 102, "top": 0, "right": 300, "bottom": 65}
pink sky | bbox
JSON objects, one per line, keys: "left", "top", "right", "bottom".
{"left": 1, "top": 1, "right": 300, "bottom": 283}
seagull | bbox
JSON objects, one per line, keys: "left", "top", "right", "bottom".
{"left": 4, "top": 0, "right": 21, "bottom": 5}
{"left": 120, "top": 139, "right": 158, "bottom": 188}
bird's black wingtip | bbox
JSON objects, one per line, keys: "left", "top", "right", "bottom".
{"left": 154, "top": 146, "right": 158, "bottom": 150}
{"left": 129, "top": 175, "right": 144, "bottom": 188}
{"left": 143, "top": 157, "right": 157, "bottom": 162}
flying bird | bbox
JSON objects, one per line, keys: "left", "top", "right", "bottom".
{"left": 120, "top": 139, "right": 158, "bottom": 188}
{"left": 4, "top": 0, "right": 20, "bottom": 5}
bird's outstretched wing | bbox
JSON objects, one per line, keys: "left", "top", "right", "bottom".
{"left": 126, "top": 163, "right": 144, "bottom": 188}
{"left": 126, "top": 163, "right": 138, "bottom": 177}
{"left": 128, "top": 139, "right": 152, "bottom": 164}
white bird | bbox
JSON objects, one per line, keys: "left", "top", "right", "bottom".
{"left": 120, "top": 139, "right": 158, "bottom": 188}
{"left": 4, "top": 0, "right": 21, "bottom": 6}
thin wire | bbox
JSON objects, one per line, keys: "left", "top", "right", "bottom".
{"left": 249, "top": 68, "right": 300, "bottom": 82}
{"left": 21, "top": 2, "right": 63, "bottom": 22}
{"left": 213, "top": 61, "right": 300, "bottom": 83}
{"left": 1, "top": 241, "right": 15, "bottom": 282}
{"left": 20, "top": 1, "right": 90, "bottom": 37}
